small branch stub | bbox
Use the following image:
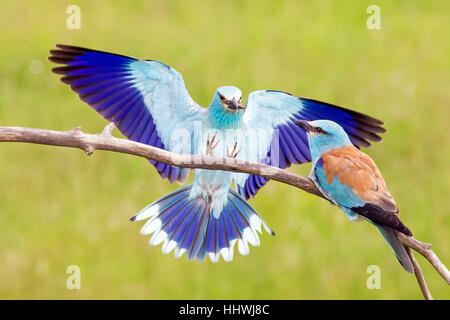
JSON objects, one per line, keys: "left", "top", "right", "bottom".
{"left": 84, "top": 144, "right": 94, "bottom": 156}
{"left": 101, "top": 123, "right": 116, "bottom": 136}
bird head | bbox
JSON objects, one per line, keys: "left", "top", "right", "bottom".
{"left": 295, "top": 120, "right": 353, "bottom": 159}
{"left": 215, "top": 86, "right": 244, "bottom": 113}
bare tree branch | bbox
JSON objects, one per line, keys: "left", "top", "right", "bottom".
{"left": 405, "top": 246, "right": 432, "bottom": 300}
{"left": 398, "top": 233, "right": 450, "bottom": 285}
{"left": 0, "top": 125, "right": 448, "bottom": 299}
{"left": 0, "top": 126, "right": 324, "bottom": 198}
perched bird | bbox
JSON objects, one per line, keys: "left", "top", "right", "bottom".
{"left": 294, "top": 119, "right": 413, "bottom": 272}
{"left": 49, "top": 44, "right": 385, "bottom": 262}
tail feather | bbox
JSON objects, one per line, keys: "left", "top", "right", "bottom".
{"left": 196, "top": 240, "right": 207, "bottom": 262}
{"left": 182, "top": 201, "right": 209, "bottom": 260}
{"left": 377, "top": 225, "right": 414, "bottom": 273}
{"left": 132, "top": 184, "right": 274, "bottom": 262}
{"left": 168, "top": 201, "right": 200, "bottom": 246}
{"left": 188, "top": 209, "right": 210, "bottom": 260}
{"left": 228, "top": 197, "right": 260, "bottom": 247}
{"left": 131, "top": 185, "right": 191, "bottom": 223}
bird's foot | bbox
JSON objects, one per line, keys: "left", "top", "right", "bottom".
{"left": 206, "top": 132, "right": 220, "bottom": 156}
{"left": 227, "top": 142, "right": 241, "bottom": 158}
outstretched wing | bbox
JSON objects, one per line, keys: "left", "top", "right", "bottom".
{"left": 237, "top": 90, "right": 386, "bottom": 199}
{"left": 316, "top": 145, "right": 411, "bottom": 235}
{"left": 49, "top": 45, "right": 205, "bottom": 184}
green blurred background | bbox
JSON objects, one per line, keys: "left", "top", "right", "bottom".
{"left": 0, "top": 0, "right": 449, "bottom": 299}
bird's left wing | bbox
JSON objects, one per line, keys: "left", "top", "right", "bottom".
{"left": 237, "top": 90, "right": 385, "bottom": 199}
{"left": 49, "top": 45, "right": 205, "bottom": 184}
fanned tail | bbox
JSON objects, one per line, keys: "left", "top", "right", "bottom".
{"left": 131, "top": 184, "right": 274, "bottom": 262}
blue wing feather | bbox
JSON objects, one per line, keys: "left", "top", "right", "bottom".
{"left": 238, "top": 90, "right": 385, "bottom": 199}
{"left": 49, "top": 44, "right": 205, "bottom": 184}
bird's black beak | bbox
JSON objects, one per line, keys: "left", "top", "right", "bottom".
{"left": 230, "top": 98, "right": 245, "bottom": 111}
{"left": 294, "top": 120, "right": 313, "bottom": 132}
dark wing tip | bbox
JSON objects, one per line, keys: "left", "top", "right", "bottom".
{"left": 265, "top": 90, "right": 386, "bottom": 144}
{"left": 48, "top": 45, "right": 86, "bottom": 65}
{"left": 48, "top": 56, "right": 74, "bottom": 64}
{"left": 352, "top": 203, "right": 412, "bottom": 236}
{"left": 55, "top": 44, "right": 94, "bottom": 53}
{"left": 348, "top": 108, "right": 384, "bottom": 126}
{"left": 349, "top": 135, "right": 371, "bottom": 148}
{"left": 299, "top": 96, "right": 385, "bottom": 126}
{"left": 297, "top": 96, "right": 386, "bottom": 147}
{"left": 51, "top": 65, "right": 90, "bottom": 75}
{"left": 49, "top": 44, "right": 139, "bottom": 67}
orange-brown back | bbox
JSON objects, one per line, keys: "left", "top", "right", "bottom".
{"left": 322, "top": 145, "right": 397, "bottom": 213}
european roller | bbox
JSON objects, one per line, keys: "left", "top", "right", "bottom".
{"left": 49, "top": 45, "right": 385, "bottom": 263}
{"left": 295, "top": 120, "right": 413, "bottom": 273}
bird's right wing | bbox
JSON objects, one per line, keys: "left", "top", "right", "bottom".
{"left": 237, "top": 90, "right": 385, "bottom": 199}
{"left": 316, "top": 145, "right": 414, "bottom": 273}
{"left": 316, "top": 145, "right": 411, "bottom": 235}
{"left": 49, "top": 45, "right": 205, "bottom": 184}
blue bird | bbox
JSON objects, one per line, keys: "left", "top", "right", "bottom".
{"left": 49, "top": 45, "right": 385, "bottom": 262}
{"left": 294, "top": 120, "right": 413, "bottom": 273}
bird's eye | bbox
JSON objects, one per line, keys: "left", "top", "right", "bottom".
{"left": 316, "top": 127, "right": 327, "bottom": 134}
{"left": 219, "top": 93, "right": 225, "bottom": 101}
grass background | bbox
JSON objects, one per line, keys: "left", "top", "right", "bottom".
{"left": 0, "top": 0, "right": 449, "bottom": 299}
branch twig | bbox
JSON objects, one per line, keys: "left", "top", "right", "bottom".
{"left": 398, "top": 233, "right": 450, "bottom": 285}
{"left": 0, "top": 125, "right": 448, "bottom": 299}
{"left": 405, "top": 246, "right": 432, "bottom": 300}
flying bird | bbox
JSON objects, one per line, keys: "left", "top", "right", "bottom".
{"left": 49, "top": 44, "right": 385, "bottom": 262}
{"left": 295, "top": 119, "right": 413, "bottom": 272}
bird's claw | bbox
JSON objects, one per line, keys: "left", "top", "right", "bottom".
{"left": 227, "top": 142, "right": 241, "bottom": 158}
{"left": 206, "top": 132, "right": 220, "bottom": 156}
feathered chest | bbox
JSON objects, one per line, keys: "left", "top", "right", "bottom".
{"left": 198, "top": 119, "right": 246, "bottom": 159}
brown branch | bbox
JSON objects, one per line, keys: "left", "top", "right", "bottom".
{"left": 398, "top": 233, "right": 450, "bottom": 285}
{"left": 0, "top": 126, "right": 324, "bottom": 198}
{"left": 0, "top": 125, "right": 448, "bottom": 299}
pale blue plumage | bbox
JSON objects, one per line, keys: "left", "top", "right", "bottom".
{"left": 50, "top": 45, "right": 385, "bottom": 263}
{"left": 314, "top": 165, "right": 365, "bottom": 216}
{"left": 207, "top": 87, "right": 244, "bottom": 129}
{"left": 129, "top": 59, "right": 204, "bottom": 149}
